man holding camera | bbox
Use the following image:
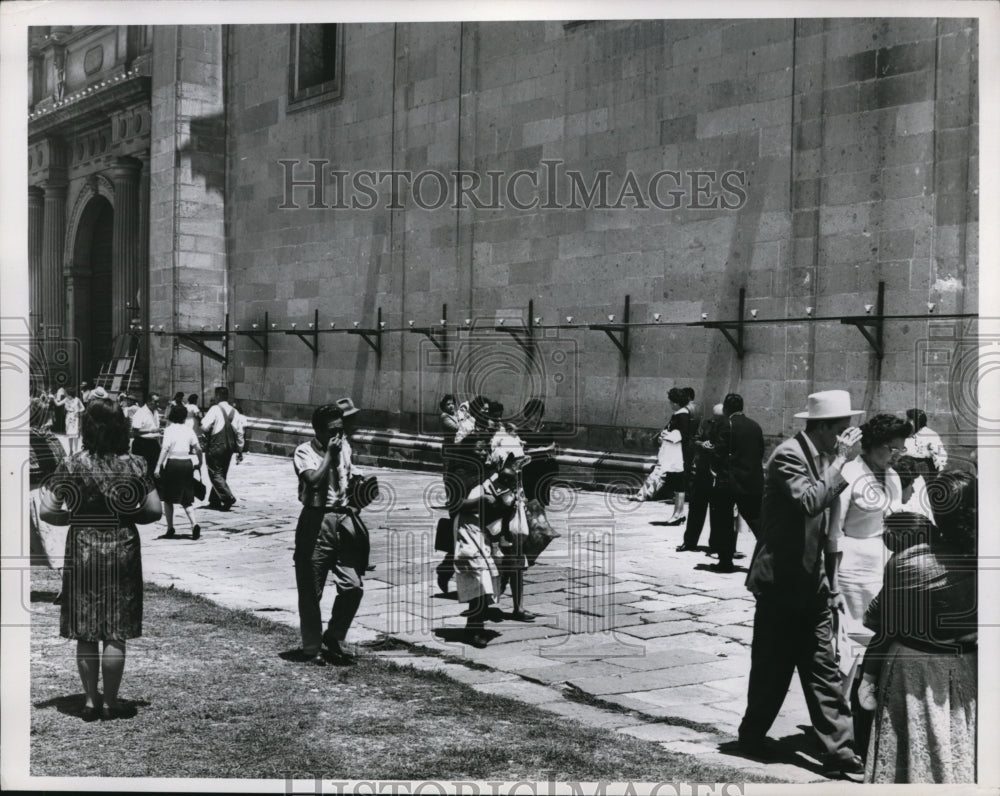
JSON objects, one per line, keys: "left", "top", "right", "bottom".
{"left": 739, "top": 390, "right": 866, "bottom": 782}
{"left": 290, "top": 399, "right": 370, "bottom": 665}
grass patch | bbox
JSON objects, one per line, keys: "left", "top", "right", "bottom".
{"left": 30, "top": 567, "right": 760, "bottom": 781}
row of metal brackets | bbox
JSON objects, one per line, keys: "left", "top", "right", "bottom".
{"left": 135, "top": 282, "right": 977, "bottom": 374}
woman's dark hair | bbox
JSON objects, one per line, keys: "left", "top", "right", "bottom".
{"left": 173, "top": 391, "right": 185, "bottom": 404}
{"left": 167, "top": 404, "right": 188, "bottom": 424}
{"left": 81, "top": 398, "right": 131, "bottom": 455}
{"left": 439, "top": 394, "right": 456, "bottom": 412}
{"left": 927, "top": 470, "right": 976, "bottom": 555}
{"left": 188, "top": 394, "right": 199, "bottom": 405}
{"left": 883, "top": 511, "right": 932, "bottom": 554}
{"left": 523, "top": 398, "right": 545, "bottom": 419}
{"left": 667, "top": 387, "right": 689, "bottom": 407}
{"left": 469, "top": 395, "right": 490, "bottom": 425}
{"left": 311, "top": 403, "right": 343, "bottom": 435}
{"left": 906, "top": 408, "right": 927, "bottom": 432}
{"left": 860, "top": 413, "right": 913, "bottom": 451}
{"left": 893, "top": 455, "right": 920, "bottom": 491}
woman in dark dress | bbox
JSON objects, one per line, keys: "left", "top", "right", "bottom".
{"left": 863, "top": 471, "right": 977, "bottom": 782}
{"left": 663, "top": 387, "right": 693, "bottom": 525}
{"left": 40, "top": 398, "right": 161, "bottom": 721}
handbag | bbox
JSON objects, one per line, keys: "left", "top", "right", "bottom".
{"left": 522, "top": 498, "right": 560, "bottom": 566}
{"left": 192, "top": 469, "right": 206, "bottom": 501}
{"left": 349, "top": 474, "right": 379, "bottom": 510}
{"left": 434, "top": 516, "right": 454, "bottom": 553}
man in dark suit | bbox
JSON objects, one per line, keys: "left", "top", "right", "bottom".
{"left": 738, "top": 390, "right": 865, "bottom": 782}
{"left": 705, "top": 393, "right": 764, "bottom": 572}
{"left": 677, "top": 403, "right": 724, "bottom": 553}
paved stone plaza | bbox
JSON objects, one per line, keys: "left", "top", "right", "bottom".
{"left": 132, "top": 452, "right": 845, "bottom": 784}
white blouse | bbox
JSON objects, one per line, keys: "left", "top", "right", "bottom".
{"left": 161, "top": 422, "right": 201, "bottom": 460}
{"left": 829, "top": 457, "right": 901, "bottom": 541}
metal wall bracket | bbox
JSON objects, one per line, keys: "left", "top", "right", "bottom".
{"left": 233, "top": 311, "right": 269, "bottom": 355}
{"left": 840, "top": 281, "right": 885, "bottom": 360}
{"left": 699, "top": 287, "right": 746, "bottom": 359}
{"left": 285, "top": 309, "right": 319, "bottom": 355}
{"left": 349, "top": 307, "right": 383, "bottom": 363}
{"left": 494, "top": 299, "right": 535, "bottom": 355}
{"left": 409, "top": 303, "right": 449, "bottom": 353}
{"left": 588, "top": 295, "right": 630, "bottom": 375}
{"left": 176, "top": 313, "right": 229, "bottom": 367}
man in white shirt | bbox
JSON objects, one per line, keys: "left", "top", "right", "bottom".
{"left": 288, "top": 399, "right": 369, "bottom": 665}
{"left": 130, "top": 392, "right": 162, "bottom": 477}
{"left": 201, "top": 386, "right": 245, "bottom": 511}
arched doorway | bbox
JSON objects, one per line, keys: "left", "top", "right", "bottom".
{"left": 71, "top": 196, "right": 114, "bottom": 383}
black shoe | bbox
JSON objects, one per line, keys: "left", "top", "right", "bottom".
{"left": 676, "top": 543, "right": 698, "bottom": 552}
{"left": 284, "top": 648, "right": 326, "bottom": 665}
{"left": 823, "top": 754, "right": 865, "bottom": 783}
{"left": 736, "top": 735, "right": 779, "bottom": 761}
{"left": 164, "top": 527, "right": 176, "bottom": 538}
{"left": 322, "top": 633, "right": 357, "bottom": 660}
{"left": 191, "top": 525, "right": 201, "bottom": 540}
{"left": 708, "top": 561, "right": 738, "bottom": 573}
{"left": 509, "top": 610, "right": 537, "bottom": 622}
{"left": 664, "top": 516, "right": 687, "bottom": 526}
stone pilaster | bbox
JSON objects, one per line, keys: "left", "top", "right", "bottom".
{"left": 28, "top": 186, "right": 45, "bottom": 334}
{"left": 110, "top": 156, "right": 142, "bottom": 339}
{"left": 40, "top": 152, "right": 68, "bottom": 336}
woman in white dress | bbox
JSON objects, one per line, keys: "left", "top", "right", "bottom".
{"left": 829, "top": 413, "right": 913, "bottom": 644}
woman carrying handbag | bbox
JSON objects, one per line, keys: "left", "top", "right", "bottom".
{"left": 154, "top": 404, "right": 205, "bottom": 539}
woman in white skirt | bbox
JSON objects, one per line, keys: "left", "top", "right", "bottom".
{"left": 829, "top": 413, "right": 913, "bottom": 644}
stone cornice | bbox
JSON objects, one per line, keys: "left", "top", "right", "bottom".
{"left": 28, "top": 72, "right": 150, "bottom": 141}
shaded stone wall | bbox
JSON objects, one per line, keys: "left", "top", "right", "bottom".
{"left": 220, "top": 19, "right": 978, "bottom": 456}
{"left": 148, "top": 25, "right": 227, "bottom": 398}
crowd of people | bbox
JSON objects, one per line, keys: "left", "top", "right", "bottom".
{"left": 28, "top": 383, "right": 247, "bottom": 721}
{"left": 28, "top": 378, "right": 977, "bottom": 784}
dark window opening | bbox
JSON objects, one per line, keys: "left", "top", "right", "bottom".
{"left": 289, "top": 24, "right": 343, "bottom": 109}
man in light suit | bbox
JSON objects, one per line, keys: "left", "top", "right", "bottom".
{"left": 738, "top": 391, "right": 865, "bottom": 781}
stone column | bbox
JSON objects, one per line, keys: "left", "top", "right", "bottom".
{"left": 40, "top": 175, "right": 67, "bottom": 336}
{"left": 28, "top": 186, "right": 45, "bottom": 334}
{"left": 110, "top": 156, "right": 142, "bottom": 339}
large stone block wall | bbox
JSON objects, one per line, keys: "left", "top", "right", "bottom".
{"left": 217, "top": 19, "right": 977, "bottom": 457}
{"left": 148, "top": 25, "right": 228, "bottom": 399}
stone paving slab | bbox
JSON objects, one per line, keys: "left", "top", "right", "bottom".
{"left": 130, "top": 453, "right": 823, "bottom": 784}
{"left": 568, "top": 660, "right": 749, "bottom": 695}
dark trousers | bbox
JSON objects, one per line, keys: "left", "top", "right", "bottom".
{"left": 739, "top": 588, "right": 855, "bottom": 762}
{"left": 681, "top": 471, "right": 713, "bottom": 548}
{"left": 708, "top": 487, "right": 761, "bottom": 564}
{"left": 206, "top": 451, "right": 234, "bottom": 506}
{"left": 294, "top": 507, "right": 367, "bottom": 653}
{"left": 132, "top": 437, "right": 160, "bottom": 479}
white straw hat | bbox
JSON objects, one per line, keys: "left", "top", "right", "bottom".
{"left": 794, "top": 390, "right": 864, "bottom": 420}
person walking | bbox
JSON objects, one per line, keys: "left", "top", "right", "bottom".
{"left": 678, "top": 403, "right": 725, "bottom": 553}
{"left": 200, "top": 386, "right": 245, "bottom": 511}
{"left": 185, "top": 393, "right": 203, "bottom": 431}
{"left": 154, "top": 404, "right": 205, "bottom": 539}
{"left": 705, "top": 393, "right": 765, "bottom": 572}
{"left": 129, "top": 392, "right": 162, "bottom": 478}
{"left": 38, "top": 398, "right": 162, "bottom": 721}
{"left": 738, "top": 390, "right": 866, "bottom": 781}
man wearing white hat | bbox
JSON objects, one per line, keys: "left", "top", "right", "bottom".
{"left": 739, "top": 390, "right": 866, "bottom": 781}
